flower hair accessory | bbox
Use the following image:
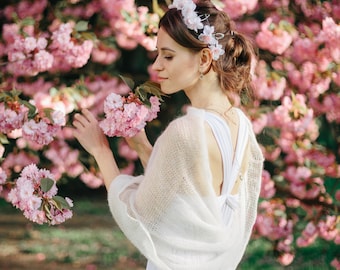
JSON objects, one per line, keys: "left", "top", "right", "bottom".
{"left": 169, "top": 0, "right": 225, "bottom": 60}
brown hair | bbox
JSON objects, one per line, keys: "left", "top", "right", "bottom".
{"left": 159, "top": 0, "right": 255, "bottom": 104}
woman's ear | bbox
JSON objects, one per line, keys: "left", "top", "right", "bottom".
{"left": 199, "top": 48, "right": 213, "bottom": 74}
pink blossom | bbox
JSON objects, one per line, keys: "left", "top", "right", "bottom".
{"left": 80, "top": 172, "right": 103, "bottom": 188}
{"left": 235, "top": 20, "right": 261, "bottom": 37}
{"left": 318, "top": 216, "right": 339, "bottom": 241}
{"left": 11, "top": 77, "right": 53, "bottom": 96}
{"left": 44, "top": 141, "right": 84, "bottom": 179}
{"left": 336, "top": 190, "right": 340, "bottom": 202}
{"left": 261, "top": 145, "right": 281, "bottom": 162}
{"left": 118, "top": 139, "right": 138, "bottom": 161}
{"left": 251, "top": 113, "right": 268, "bottom": 134}
{"left": 318, "top": 17, "right": 340, "bottom": 62}
{"left": 314, "top": 48, "right": 334, "bottom": 72}
{"left": 145, "top": 96, "right": 161, "bottom": 121}
{"left": 256, "top": 18, "right": 293, "bottom": 55}
{"left": 120, "top": 162, "right": 136, "bottom": 175}
{"left": 255, "top": 200, "right": 293, "bottom": 240}
{"left": 104, "top": 2, "right": 159, "bottom": 51}
{"left": 1, "top": 152, "right": 40, "bottom": 176}
{"left": 284, "top": 166, "right": 312, "bottom": 183}
{"left": 262, "top": 0, "right": 289, "bottom": 9}
{"left": 331, "top": 258, "right": 340, "bottom": 270}
{"left": 277, "top": 252, "right": 294, "bottom": 266}
{"left": 223, "top": 0, "right": 258, "bottom": 19}
{"left": 0, "top": 168, "right": 7, "bottom": 193}
{"left": 271, "top": 94, "right": 315, "bottom": 137}
{"left": 91, "top": 44, "right": 120, "bottom": 65}
{"left": 65, "top": 40, "right": 94, "bottom": 68}
{"left": 305, "top": 149, "right": 338, "bottom": 177}
{"left": 49, "top": 23, "right": 94, "bottom": 70}
{"left": 291, "top": 37, "right": 318, "bottom": 64}
{"left": 323, "top": 94, "right": 340, "bottom": 123}
{"left": 34, "top": 50, "right": 54, "bottom": 71}
{"left": 7, "top": 164, "right": 72, "bottom": 225}
{"left": 51, "top": 110, "right": 66, "bottom": 126}
{"left": 2, "top": 24, "right": 20, "bottom": 44}
{"left": 296, "top": 222, "right": 318, "bottom": 247}
{"left": 4, "top": 0, "right": 47, "bottom": 20}
{"left": 22, "top": 119, "right": 60, "bottom": 146}
{"left": 253, "top": 63, "right": 286, "bottom": 100}
{"left": 6, "top": 36, "right": 54, "bottom": 76}
{"left": 100, "top": 92, "right": 161, "bottom": 138}
{"left": 0, "top": 103, "right": 28, "bottom": 134}
{"left": 260, "top": 170, "right": 276, "bottom": 198}
{"left": 50, "top": 23, "right": 73, "bottom": 50}
{"left": 23, "top": 36, "right": 37, "bottom": 53}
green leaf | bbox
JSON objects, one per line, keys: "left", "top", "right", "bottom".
{"left": 81, "top": 32, "right": 97, "bottom": 41}
{"left": 119, "top": 75, "right": 135, "bottom": 90}
{"left": 21, "top": 17, "right": 35, "bottom": 26}
{"left": 53, "top": 196, "right": 71, "bottom": 210}
{"left": 139, "top": 81, "right": 165, "bottom": 101}
{"left": 40, "top": 178, "right": 55, "bottom": 193}
{"left": 0, "top": 133, "right": 9, "bottom": 144}
{"left": 43, "top": 108, "right": 54, "bottom": 122}
{"left": 20, "top": 100, "right": 37, "bottom": 119}
{"left": 75, "top": 20, "right": 89, "bottom": 32}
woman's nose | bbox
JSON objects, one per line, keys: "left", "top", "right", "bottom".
{"left": 151, "top": 55, "right": 162, "bottom": 71}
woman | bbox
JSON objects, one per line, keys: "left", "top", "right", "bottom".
{"left": 73, "top": 0, "right": 264, "bottom": 269}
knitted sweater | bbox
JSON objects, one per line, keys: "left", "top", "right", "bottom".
{"left": 108, "top": 107, "right": 264, "bottom": 270}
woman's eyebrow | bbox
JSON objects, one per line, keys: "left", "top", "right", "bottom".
{"left": 156, "top": 47, "right": 176, "bottom": 53}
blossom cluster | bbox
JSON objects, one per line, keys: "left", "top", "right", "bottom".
{"left": 7, "top": 164, "right": 73, "bottom": 225}
{"left": 99, "top": 92, "right": 160, "bottom": 138}
{"left": 0, "top": 92, "right": 66, "bottom": 146}
{"left": 4, "top": 22, "right": 94, "bottom": 76}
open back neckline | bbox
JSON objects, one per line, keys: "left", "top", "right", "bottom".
{"left": 203, "top": 108, "right": 248, "bottom": 198}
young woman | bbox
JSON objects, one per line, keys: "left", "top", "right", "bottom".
{"left": 73, "top": 0, "right": 264, "bottom": 269}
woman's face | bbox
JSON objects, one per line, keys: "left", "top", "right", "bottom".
{"left": 152, "top": 27, "right": 201, "bottom": 94}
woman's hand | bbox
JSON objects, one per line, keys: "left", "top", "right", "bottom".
{"left": 72, "top": 109, "right": 109, "bottom": 158}
{"left": 72, "top": 109, "right": 119, "bottom": 190}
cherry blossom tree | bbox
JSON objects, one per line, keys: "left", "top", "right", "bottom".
{"left": 0, "top": 0, "right": 339, "bottom": 267}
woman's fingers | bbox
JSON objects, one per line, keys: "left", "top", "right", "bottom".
{"left": 73, "top": 109, "right": 97, "bottom": 128}
{"left": 81, "top": 108, "right": 97, "bottom": 123}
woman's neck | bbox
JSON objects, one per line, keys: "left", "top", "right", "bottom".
{"left": 185, "top": 82, "right": 231, "bottom": 110}
{"left": 184, "top": 69, "right": 231, "bottom": 110}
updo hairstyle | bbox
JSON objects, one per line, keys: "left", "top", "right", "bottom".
{"left": 159, "top": 0, "right": 255, "bottom": 104}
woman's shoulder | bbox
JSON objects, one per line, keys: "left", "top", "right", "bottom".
{"left": 168, "top": 107, "right": 204, "bottom": 131}
{"left": 159, "top": 107, "right": 205, "bottom": 145}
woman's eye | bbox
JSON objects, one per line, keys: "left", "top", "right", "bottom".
{"left": 164, "top": 56, "right": 173, "bottom": 60}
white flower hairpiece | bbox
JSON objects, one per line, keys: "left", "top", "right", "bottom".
{"left": 169, "top": 0, "right": 225, "bottom": 60}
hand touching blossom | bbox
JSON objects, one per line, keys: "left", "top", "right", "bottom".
{"left": 99, "top": 79, "right": 162, "bottom": 138}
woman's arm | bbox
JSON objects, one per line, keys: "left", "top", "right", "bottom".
{"left": 125, "top": 130, "right": 153, "bottom": 169}
{"left": 72, "top": 109, "right": 120, "bottom": 190}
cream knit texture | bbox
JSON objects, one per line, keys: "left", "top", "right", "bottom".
{"left": 108, "top": 107, "right": 264, "bottom": 270}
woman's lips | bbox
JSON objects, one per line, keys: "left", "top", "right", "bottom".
{"left": 157, "top": 76, "right": 167, "bottom": 82}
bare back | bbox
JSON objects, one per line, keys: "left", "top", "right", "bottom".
{"left": 204, "top": 108, "right": 239, "bottom": 196}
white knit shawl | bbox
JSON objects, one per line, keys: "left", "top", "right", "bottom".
{"left": 108, "top": 107, "right": 264, "bottom": 270}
